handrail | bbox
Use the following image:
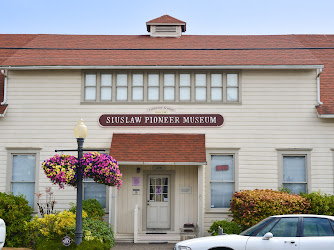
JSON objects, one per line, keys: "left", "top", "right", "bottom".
{"left": 134, "top": 205, "right": 139, "bottom": 243}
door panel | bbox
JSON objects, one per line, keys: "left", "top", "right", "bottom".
{"left": 147, "top": 175, "right": 170, "bottom": 229}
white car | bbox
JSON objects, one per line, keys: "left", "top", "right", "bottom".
{"left": 0, "top": 218, "right": 5, "bottom": 249}
{"left": 175, "top": 214, "right": 334, "bottom": 250}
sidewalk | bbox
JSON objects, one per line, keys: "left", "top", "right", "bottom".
{"left": 112, "top": 242, "right": 175, "bottom": 249}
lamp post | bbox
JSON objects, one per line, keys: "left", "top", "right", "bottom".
{"left": 73, "top": 119, "right": 88, "bottom": 245}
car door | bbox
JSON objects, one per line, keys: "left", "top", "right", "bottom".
{"left": 298, "top": 217, "right": 334, "bottom": 250}
{"left": 246, "top": 217, "right": 300, "bottom": 250}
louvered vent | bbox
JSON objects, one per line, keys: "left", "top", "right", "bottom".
{"left": 156, "top": 25, "right": 177, "bottom": 32}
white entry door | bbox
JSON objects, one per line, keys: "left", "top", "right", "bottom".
{"left": 147, "top": 175, "right": 170, "bottom": 229}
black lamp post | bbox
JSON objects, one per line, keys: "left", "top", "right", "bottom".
{"left": 73, "top": 119, "right": 88, "bottom": 245}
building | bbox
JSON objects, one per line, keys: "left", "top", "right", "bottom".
{"left": 1, "top": 15, "right": 334, "bottom": 242}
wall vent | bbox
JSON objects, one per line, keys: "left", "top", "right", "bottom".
{"left": 156, "top": 25, "right": 177, "bottom": 33}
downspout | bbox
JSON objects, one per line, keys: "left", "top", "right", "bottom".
{"left": 317, "top": 68, "right": 323, "bottom": 105}
{"left": 1, "top": 69, "right": 7, "bottom": 105}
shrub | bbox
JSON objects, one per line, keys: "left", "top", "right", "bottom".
{"left": 0, "top": 192, "right": 34, "bottom": 247}
{"left": 301, "top": 191, "right": 334, "bottom": 216}
{"left": 208, "top": 220, "right": 241, "bottom": 235}
{"left": 69, "top": 199, "right": 105, "bottom": 220}
{"left": 230, "top": 189, "right": 310, "bottom": 230}
{"left": 83, "top": 217, "right": 114, "bottom": 247}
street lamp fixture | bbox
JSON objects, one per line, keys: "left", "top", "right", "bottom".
{"left": 74, "top": 119, "right": 87, "bottom": 245}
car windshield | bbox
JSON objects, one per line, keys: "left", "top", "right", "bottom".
{"left": 239, "top": 217, "right": 273, "bottom": 236}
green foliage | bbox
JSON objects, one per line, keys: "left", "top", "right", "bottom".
{"left": 83, "top": 217, "right": 114, "bottom": 247}
{"left": 301, "top": 191, "right": 334, "bottom": 216}
{"left": 208, "top": 220, "right": 241, "bottom": 235}
{"left": 69, "top": 199, "right": 105, "bottom": 220}
{"left": 0, "top": 192, "right": 33, "bottom": 247}
{"left": 230, "top": 189, "right": 310, "bottom": 230}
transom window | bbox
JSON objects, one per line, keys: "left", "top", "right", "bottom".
{"left": 83, "top": 71, "right": 240, "bottom": 103}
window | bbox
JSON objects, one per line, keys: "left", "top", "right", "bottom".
{"left": 132, "top": 74, "right": 144, "bottom": 101}
{"left": 303, "top": 218, "right": 334, "bottom": 237}
{"left": 101, "top": 74, "right": 112, "bottom": 101}
{"left": 206, "top": 149, "right": 239, "bottom": 210}
{"left": 7, "top": 150, "right": 40, "bottom": 209}
{"left": 195, "top": 74, "right": 207, "bottom": 101}
{"left": 83, "top": 71, "right": 240, "bottom": 103}
{"left": 270, "top": 217, "right": 299, "bottom": 237}
{"left": 278, "top": 149, "right": 311, "bottom": 194}
{"left": 85, "top": 74, "right": 97, "bottom": 101}
{"left": 83, "top": 178, "right": 107, "bottom": 208}
{"left": 227, "top": 74, "right": 239, "bottom": 101}
{"left": 116, "top": 74, "right": 128, "bottom": 101}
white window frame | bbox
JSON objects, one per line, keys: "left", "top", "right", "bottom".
{"left": 6, "top": 148, "right": 41, "bottom": 211}
{"left": 82, "top": 71, "right": 241, "bottom": 104}
{"left": 83, "top": 178, "right": 108, "bottom": 209}
{"left": 277, "top": 149, "right": 312, "bottom": 194}
{"left": 206, "top": 148, "right": 239, "bottom": 213}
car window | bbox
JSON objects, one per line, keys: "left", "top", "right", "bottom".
{"left": 303, "top": 218, "right": 334, "bottom": 237}
{"left": 240, "top": 217, "right": 273, "bottom": 236}
{"left": 255, "top": 218, "right": 279, "bottom": 236}
{"left": 270, "top": 217, "right": 298, "bottom": 237}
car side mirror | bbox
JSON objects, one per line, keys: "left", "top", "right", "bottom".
{"left": 262, "top": 232, "right": 273, "bottom": 240}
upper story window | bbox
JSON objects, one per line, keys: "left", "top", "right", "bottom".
{"left": 83, "top": 71, "right": 240, "bottom": 103}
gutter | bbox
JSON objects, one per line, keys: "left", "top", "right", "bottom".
{"left": 118, "top": 161, "right": 207, "bottom": 166}
{"left": 1, "top": 69, "right": 7, "bottom": 105}
{"left": 317, "top": 68, "right": 323, "bottom": 105}
{"left": 0, "top": 65, "right": 324, "bottom": 70}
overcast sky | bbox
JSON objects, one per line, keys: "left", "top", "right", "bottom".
{"left": 2, "top": 0, "right": 334, "bottom": 35}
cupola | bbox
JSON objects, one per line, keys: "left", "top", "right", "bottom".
{"left": 146, "top": 15, "right": 186, "bottom": 38}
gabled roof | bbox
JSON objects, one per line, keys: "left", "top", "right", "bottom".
{"left": 110, "top": 133, "right": 206, "bottom": 164}
{"left": 146, "top": 15, "right": 186, "bottom": 32}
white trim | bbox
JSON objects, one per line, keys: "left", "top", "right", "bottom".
{"left": 317, "top": 68, "right": 323, "bottom": 105}
{"left": 0, "top": 65, "right": 324, "bottom": 70}
{"left": 317, "top": 114, "right": 334, "bottom": 118}
{"left": 118, "top": 161, "right": 206, "bottom": 165}
{"left": 1, "top": 70, "right": 7, "bottom": 106}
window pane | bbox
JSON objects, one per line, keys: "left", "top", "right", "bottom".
{"left": 85, "top": 74, "right": 96, "bottom": 86}
{"left": 12, "top": 183, "right": 35, "bottom": 207}
{"left": 101, "top": 74, "right": 112, "bottom": 86}
{"left": 164, "top": 74, "right": 175, "bottom": 86}
{"left": 227, "top": 74, "right": 238, "bottom": 87}
{"left": 211, "top": 87, "right": 222, "bottom": 101}
{"left": 211, "top": 155, "right": 234, "bottom": 181}
{"left": 133, "top": 87, "right": 143, "bottom": 101}
{"left": 283, "top": 183, "right": 306, "bottom": 194}
{"left": 303, "top": 218, "right": 334, "bottom": 237}
{"left": 133, "top": 74, "right": 143, "bottom": 86}
{"left": 270, "top": 218, "right": 298, "bottom": 237}
{"left": 117, "top": 74, "right": 127, "bottom": 86}
{"left": 195, "top": 74, "right": 206, "bottom": 86}
{"left": 283, "top": 156, "right": 306, "bottom": 183}
{"left": 84, "top": 182, "right": 106, "bottom": 208}
{"left": 164, "top": 87, "right": 174, "bottom": 101}
{"left": 148, "top": 87, "right": 159, "bottom": 101}
{"left": 13, "top": 155, "right": 35, "bottom": 181}
{"left": 211, "top": 182, "right": 233, "bottom": 208}
{"left": 256, "top": 218, "right": 280, "bottom": 236}
{"left": 211, "top": 74, "right": 222, "bottom": 87}
{"left": 148, "top": 74, "right": 159, "bottom": 86}
{"left": 180, "top": 74, "right": 190, "bottom": 86}
{"left": 101, "top": 87, "right": 112, "bottom": 101}
{"left": 196, "top": 88, "right": 206, "bottom": 101}
{"left": 85, "top": 87, "right": 96, "bottom": 101}
{"left": 180, "top": 87, "right": 190, "bottom": 101}
{"left": 227, "top": 88, "right": 238, "bottom": 101}
{"left": 117, "top": 87, "right": 127, "bottom": 101}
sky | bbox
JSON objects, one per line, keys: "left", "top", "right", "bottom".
{"left": 2, "top": 0, "right": 334, "bottom": 36}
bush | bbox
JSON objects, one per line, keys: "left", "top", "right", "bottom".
{"left": 83, "top": 217, "right": 114, "bottom": 247}
{"left": 230, "top": 189, "right": 310, "bottom": 230}
{"left": 208, "top": 220, "right": 241, "bottom": 235}
{"left": 69, "top": 199, "right": 105, "bottom": 220}
{"left": 0, "top": 192, "right": 34, "bottom": 247}
{"left": 301, "top": 191, "right": 334, "bottom": 216}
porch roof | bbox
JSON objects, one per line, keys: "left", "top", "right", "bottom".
{"left": 110, "top": 133, "right": 206, "bottom": 165}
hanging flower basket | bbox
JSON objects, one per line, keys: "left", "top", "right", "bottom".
{"left": 42, "top": 152, "right": 122, "bottom": 189}
{"left": 42, "top": 154, "right": 78, "bottom": 188}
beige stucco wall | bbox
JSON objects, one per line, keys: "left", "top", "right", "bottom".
{"left": 0, "top": 69, "right": 333, "bottom": 236}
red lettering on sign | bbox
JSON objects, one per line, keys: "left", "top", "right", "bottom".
{"left": 216, "top": 165, "right": 229, "bottom": 171}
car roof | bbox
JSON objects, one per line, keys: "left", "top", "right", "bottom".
{"left": 271, "top": 214, "right": 334, "bottom": 220}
